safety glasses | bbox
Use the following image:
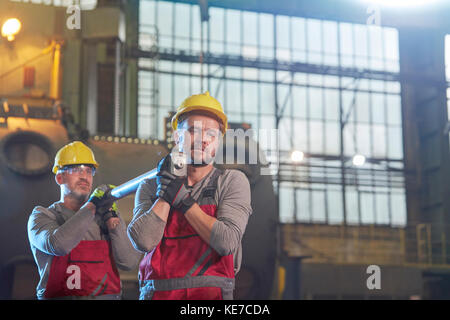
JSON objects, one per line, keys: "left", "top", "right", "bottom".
{"left": 59, "top": 164, "right": 96, "bottom": 177}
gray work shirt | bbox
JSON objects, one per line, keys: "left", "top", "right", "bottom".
{"left": 27, "top": 201, "right": 141, "bottom": 299}
{"left": 127, "top": 167, "right": 252, "bottom": 275}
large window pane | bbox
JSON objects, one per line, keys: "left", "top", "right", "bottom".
{"left": 296, "top": 189, "right": 311, "bottom": 222}
{"left": 310, "top": 121, "right": 324, "bottom": 154}
{"left": 339, "top": 23, "right": 354, "bottom": 68}
{"left": 325, "top": 122, "right": 340, "bottom": 155}
{"left": 259, "top": 13, "right": 274, "bottom": 59}
{"left": 174, "top": 3, "right": 190, "bottom": 50}
{"left": 307, "top": 19, "right": 322, "bottom": 64}
{"left": 368, "top": 25, "right": 384, "bottom": 70}
{"left": 226, "top": 80, "right": 241, "bottom": 113}
{"left": 226, "top": 9, "right": 241, "bottom": 55}
{"left": 346, "top": 189, "right": 360, "bottom": 225}
{"left": 210, "top": 7, "right": 225, "bottom": 54}
{"left": 280, "top": 187, "right": 294, "bottom": 222}
{"left": 243, "top": 11, "right": 258, "bottom": 47}
{"left": 328, "top": 187, "right": 343, "bottom": 224}
{"left": 376, "top": 192, "right": 390, "bottom": 225}
{"left": 292, "top": 86, "right": 307, "bottom": 118}
{"left": 322, "top": 21, "right": 338, "bottom": 66}
{"left": 292, "top": 17, "right": 307, "bottom": 63}
{"left": 243, "top": 82, "right": 258, "bottom": 114}
{"left": 260, "top": 83, "right": 275, "bottom": 114}
{"left": 293, "top": 119, "right": 308, "bottom": 152}
{"left": 361, "top": 192, "right": 375, "bottom": 224}
{"left": 388, "top": 126, "right": 403, "bottom": 159}
{"left": 309, "top": 87, "right": 323, "bottom": 120}
{"left": 372, "top": 125, "right": 387, "bottom": 157}
{"left": 157, "top": 1, "right": 173, "bottom": 48}
{"left": 311, "top": 188, "right": 326, "bottom": 223}
{"left": 391, "top": 192, "right": 406, "bottom": 226}
{"left": 371, "top": 93, "right": 385, "bottom": 125}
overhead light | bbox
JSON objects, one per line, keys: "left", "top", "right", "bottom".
{"left": 291, "top": 150, "right": 304, "bottom": 163}
{"left": 352, "top": 154, "right": 366, "bottom": 166}
{"left": 1, "top": 18, "right": 22, "bottom": 42}
{"left": 362, "top": 0, "right": 441, "bottom": 7}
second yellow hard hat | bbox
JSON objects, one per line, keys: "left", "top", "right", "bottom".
{"left": 52, "top": 141, "right": 99, "bottom": 174}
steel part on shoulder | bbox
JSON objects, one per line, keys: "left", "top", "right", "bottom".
{"left": 109, "top": 152, "right": 187, "bottom": 200}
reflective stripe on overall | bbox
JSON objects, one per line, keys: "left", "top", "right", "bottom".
{"left": 138, "top": 169, "right": 235, "bottom": 300}
{"left": 44, "top": 208, "right": 121, "bottom": 299}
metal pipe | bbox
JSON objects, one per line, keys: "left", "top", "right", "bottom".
{"left": 108, "top": 152, "right": 186, "bottom": 200}
{"left": 110, "top": 168, "right": 158, "bottom": 199}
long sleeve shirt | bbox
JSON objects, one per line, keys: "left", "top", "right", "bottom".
{"left": 27, "top": 201, "right": 141, "bottom": 299}
{"left": 127, "top": 168, "right": 252, "bottom": 275}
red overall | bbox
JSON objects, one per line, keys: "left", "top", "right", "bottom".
{"left": 139, "top": 169, "right": 235, "bottom": 300}
{"left": 44, "top": 210, "right": 121, "bottom": 299}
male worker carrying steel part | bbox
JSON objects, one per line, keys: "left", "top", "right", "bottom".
{"left": 27, "top": 141, "right": 141, "bottom": 300}
{"left": 128, "top": 91, "right": 253, "bottom": 300}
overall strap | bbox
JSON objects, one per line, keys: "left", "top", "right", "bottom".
{"left": 41, "top": 206, "right": 66, "bottom": 227}
{"left": 196, "top": 168, "right": 224, "bottom": 206}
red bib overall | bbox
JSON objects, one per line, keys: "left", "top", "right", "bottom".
{"left": 139, "top": 169, "right": 235, "bottom": 300}
{"left": 44, "top": 210, "right": 121, "bottom": 299}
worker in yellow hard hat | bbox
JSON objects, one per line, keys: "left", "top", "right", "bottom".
{"left": 28, "top": 141, "right": 140, "bottom": 300}
{"left": 129, "top": 91, "right": 253, "bottom": 300}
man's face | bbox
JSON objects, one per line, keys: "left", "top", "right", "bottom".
{"left": 176, "top": 113, "right": 221, "bottom": 166}
{"left": 56, "top": 165, "right": 95, "bottom": 202}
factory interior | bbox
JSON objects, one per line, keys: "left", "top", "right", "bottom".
{"left": 1, "top": 0, "right": 450, "bottom": 300}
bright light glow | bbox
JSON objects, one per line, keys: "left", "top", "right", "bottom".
{"left": 1, "top": 18, "right": 21, "bottom": 41}
{"left": 291, "top": 150, "right": 304, "bottom": 163}
{"left": 352, "top": 154, "right": 366, "bottom": 166}
{"left": 363, "top": 0, "right": 441, "bottom": 7}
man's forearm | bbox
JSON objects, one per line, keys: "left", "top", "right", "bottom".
{"left": 151, "top": 198, "right": 171, "bottom": 222}
{"left": 127, "top": 198, "right": 170, "bottom": 253}
{"left": 184, "top": 203, "right": 216, "bottom": 245}
{"left": 28, "top": 202, "right": 96, "bottom": 256}
{"left": 108, "top": 215, "right": 142, "bottom": 270}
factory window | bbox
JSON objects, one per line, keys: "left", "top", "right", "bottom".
{"left": 446, "top": 35, "right": 450, "bottom": 82}
{"left": 446, "top": 35, "right": 450, "bottom": 136}
{"left": 446, "top": 35, "right": 450, "bottom": 171}
{"left": 138, "top": 0, "right": 405, "bottom": 227}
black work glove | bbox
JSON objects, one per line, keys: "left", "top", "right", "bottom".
{"left": 101, "top": 202, "right": 119, "bottom": 224}
{"left": 88, "top": 184, "right": 116, "bottom": 214}
{"left": 156, "top": 155, "right": 196, "bottom": 214}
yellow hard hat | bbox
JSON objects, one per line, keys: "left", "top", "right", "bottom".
{"left": 52, "top": 141, "right": 99, "bottom": 174}
{"left": 171, "top": 91, "right": 228, "bottom": 134}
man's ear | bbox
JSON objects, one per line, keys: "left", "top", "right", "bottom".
{"left": 55, "top": 172, "right": 64, "bottom": 186}
{"left": 173, "top": 129, "right": 186, "bottom": 152}
{"left": 173, "top": 130, "right": 180, "bottom": 144}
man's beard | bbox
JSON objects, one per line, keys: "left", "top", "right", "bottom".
{"left": 189, "top": 145, "right": 216, "bottom": 167}
{"left": 190, "top": 151, "right": 214, "bottom": 167}
{"left": 191, "top": 162, "right": 209, "bottom": 167}
{"left": 68, "top": 189, "right": 89, "bottom": 204}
